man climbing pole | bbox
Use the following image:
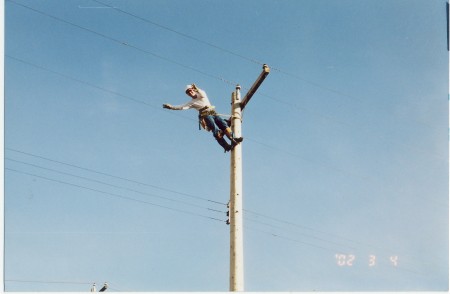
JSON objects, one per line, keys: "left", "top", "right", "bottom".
{"left": 163, "top": 84, "right": 243, "bottom": 152}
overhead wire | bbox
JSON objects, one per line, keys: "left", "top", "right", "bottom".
{"left": 91, "top": 0, "right": 442, "bottom": 134}
{"left": 244, "top": 137, "right": 375, "bottom": 182}
{"left": 6, "top": 147, "right": 226, "bottom": 206}
{"left": 243, "top": 208, "right": 431, "bottom": 270}
{"left": 6, "top": 161, "right": 426, "bottom": 277}
{"left": 8, "top": 160, "right": 385, "bottom": 264}
{"left": 243, "top": 220, "right": 426, "bottom": 276}
{"left": 244, "top": 208, "right": 365, "bottom": 246}
{"left": 3, "top": 54, "right": 384, "bottom": 191}
{"left": 5, "top": 55, "right": 196, "bottom": 124}
{"left": 6, "top": 51, "right": 445, "bottom": 245}
{"left": 6, "top": 147, "right": 408, "bottom": 258}
{"left": 4, "top": 280, "right": 123, "bottom": 292}
{"left": 6, "top": 149, "right": 433, "bottom": 277}
{"left": 5, "top": 279, "right": 92, "bottom": 285}
{"left": 4, "top": 55, "right": 341, "bottom": 189}
{"left": 5, "top": 146, "right": 376, "bottom": 252}
{"left": 6, "top": 52, "right": 445, "bottom": 253}
{"left": 6, "top": 167, "right": 226, "bottom": 223}
{"left": 243, "top": 217, "right": 357, "bottom": 252}
{"left": 9, "top": 43, "right": 445, "bottom": 165}
{"left": 6, "top": 157, "right": 225, "bottom": 214}
{"left": 92, "top": 0, "right": 266, "bottom": 67}
{"left": 7, "top": 0, "right": 446, "bottom": 162}
{"left": 7, "top": 0, "right": 443, "bottom": 158}
{"left": 7, "top": 0, "right": 237, "bottom": 87}
{"left": 245, "top": 136, "right": 447, "bottom": 208}
{"left": 5, "top": 1, "right": 445, "bottom": 276}
{"left": 90, "top": 0, "right": 359, "bottom": 101}
{"left": 4, "top": 166, "right": 386, "bottom": 262}
{"left": 5, "top": 149, "right": 352, "bottom": 248}
{"left": 244, "top": 224, "right": 339, "bottom": 253}
{"left": 7, "top": 54, "right": 444, "bottom": 198}
{"left": 5, "top": 0, "right": 358, "bottom": 113}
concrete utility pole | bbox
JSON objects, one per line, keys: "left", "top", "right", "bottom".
{"left": 229, "top": 64, "right": 270, "bottom": 292}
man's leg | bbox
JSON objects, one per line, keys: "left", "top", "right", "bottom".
{"left": 204, "top": 115, "right": 232, "bottom": 152}
{"left": 214, "top": 116, "right": 243, "bottom": 145}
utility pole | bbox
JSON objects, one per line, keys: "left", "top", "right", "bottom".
{"left": 90, "top": 282, "right": 108, "bottom": 292}
{"left": 229, "top": 64, "right": 270, "bottom": 292}
{"left": 229, "top": 85, "right": 244, "bottom": 292}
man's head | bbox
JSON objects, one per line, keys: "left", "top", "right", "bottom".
{"left": 185, "top": 84, "right": 196, "bottom": 98}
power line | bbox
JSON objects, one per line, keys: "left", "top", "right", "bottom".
{"left": 6, "top": 2, "right": 442, "bottom": 288}
{"left": 6, "top": 0, "right": 309, "bottom": 112}
{"left": 5, "top": 166, "right": 360, "bottom": 266}
{"left": 6, "top": 0, "right": 348, "bottom": 114}
{"left": 89, "top": 0, "right": 445, "bottom": 135}
{"left": 6, "top": 164, "right": 426, "bottom": 280}
{"left": 5, "top": 147, "right": 375, "bottom": 252}
{"left": 6, "top": 147, "right": 225, "bottom": 206}
{"left": 90, "top": 0, "right": 358, "bottom": 102}
{"left": 6, "top": 0, "right": 445, "bottom": 158}
{"left": 244, "top": 217, "right": 357, "bottom": 252}
{"left": 7, "top": 52, "right": 445, "bottom": 163}
{"left": 92, "top": 0, "right": 265, "bottom": 67}
{"left": 6, "top": 157, "right": 225, "bottom": 214}
{"left": 7, "top": 0, "right": 237, "bottom": 87}
{"left": 244, "top": 208, "right": 363, "bottom": 247}
{"left": 245, "top": 137, "right": 375, "bottom": 183}
{"left": 7, "top": 0, "right": 446, "bottom": 236}
{"left": 245, "top": 136, "right": 447, "bottom": 203}
{"left": 5, "top": 151, "right": 432, "bottom": 273}
{"left": 5, "top": 54, "right": 196, "bottom": 124}
{"left": 91, "top": 0, "right": 445, "bottom": 135}
{"left": 5, "top": 279, "right": 123, "bottom": 292}
{"left": 5, "top": 148, "right": 403, "bottom": 258}
{"left": 6, "top": 54, "right": 445, "bottom": 214}
{"left": 9, "top": 0, "right": 445, "bottom": 145}
{"left": 244, "top": 224, "right": 344, "bottom": 253}
{"left": 244, "top": 221, "right": 427, "bottom": 277}
{"left": 6, "top": 42, "right": 420, "bottom": 212}
{"left": 7, "top": 53, "right": 444, "bottom": 189}
{"left": 5, "top": 161, "right": 356, "bottom": 253}
{"left": 243, "top": 209, "right": 420, "bottom": 261}
{"left": 5, "top": 279, "right": 92, "bottom": 285}
{"left": 9, "top": 1, "right": 443, "bottom": 167}
{"left": 6, "top": 167, "right": 226, "bottom": 223}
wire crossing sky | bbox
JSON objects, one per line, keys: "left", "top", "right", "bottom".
{"left": 4, "top": 0, "right": 449, "bottom": 292}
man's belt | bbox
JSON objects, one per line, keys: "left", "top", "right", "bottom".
{"left": 199, "top": 106, "right": 216, "bottom": 117}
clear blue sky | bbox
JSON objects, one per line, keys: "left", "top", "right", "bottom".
{"left": 4, "top": 0, "right": 449, "bottom": 292}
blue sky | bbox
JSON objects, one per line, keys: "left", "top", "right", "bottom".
{"left": 4, "top": 0, "right": 449, "bottom": 292}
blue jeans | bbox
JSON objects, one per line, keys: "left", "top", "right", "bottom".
{"left": 203, "top": 115, "right": 229, "bottom": 138}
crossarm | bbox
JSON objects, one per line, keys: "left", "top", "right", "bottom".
{"left": 240, "top": 64, "right": 270, "bottom": 111}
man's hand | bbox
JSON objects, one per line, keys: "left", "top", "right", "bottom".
{"left": 163, "top": 104, "right": 173, "bottom": 109}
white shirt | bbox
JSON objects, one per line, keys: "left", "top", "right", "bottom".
{"left": 171, "top": 88, "right": 212, "bottom": 110}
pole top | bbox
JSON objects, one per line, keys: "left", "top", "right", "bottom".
{"left": 236, "top": 84, "right": 241, "bottom": 90}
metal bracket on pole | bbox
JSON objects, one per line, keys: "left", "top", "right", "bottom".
{"left": 240, "top": 64, "right": 270, "bottom": 111}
